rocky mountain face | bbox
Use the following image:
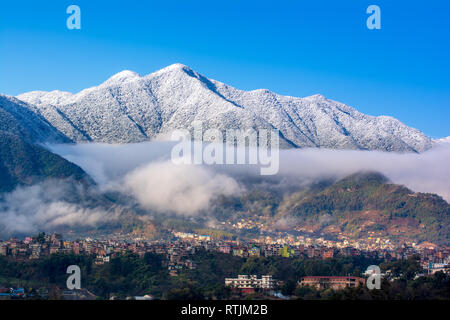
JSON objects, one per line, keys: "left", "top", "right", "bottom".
{"left": 17, "top": 64, "right": 432, "bottom": 152}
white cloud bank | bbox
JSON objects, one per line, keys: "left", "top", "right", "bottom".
{"left": 122, "top": 161, "right": 241, "bottom": 215}
{"left": 1, "top": 141, "right": 448, "bottom": 236}
{"left": 50, "top": 141, "right": 450, "bottom": 203}
{"left": 0, "top": 181, "right": 122, "bottom": 236}
{"left": 278, "top": 143, "right": 450, "bottom": 201}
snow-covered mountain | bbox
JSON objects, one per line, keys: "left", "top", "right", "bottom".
{"left": 433, "top": 136, "right": 450, "bottom": 145}
{"left": 16, "top": 63, "right": 432, "bottom": 152}
{"left": 0, "top": 95, "right": 70, "bottom": 144}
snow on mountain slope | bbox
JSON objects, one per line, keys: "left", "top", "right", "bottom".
{"left": 16, "top": 64, "right": 432, "bottom": 152}
{"left": 433, "top": 136, "right": 450, "bottom": 145}
{"left": 0, "top": 95, "right": 71, "bottom": 143}
{"left": 16, "top": 90, "right": 73, "bottom": 107}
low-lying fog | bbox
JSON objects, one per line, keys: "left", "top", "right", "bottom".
{"left": 1, "top": 141, "right": 449, "bottom": 236}
{"left": 50, "top": 141, "right": 450, "bottom": 203}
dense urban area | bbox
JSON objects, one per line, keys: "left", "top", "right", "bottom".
{"left": 1, "top": 230, "right": 449, "bottom": 300}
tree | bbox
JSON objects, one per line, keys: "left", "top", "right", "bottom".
{"left": 281, "top": 280, "right": 297, "bottom": 296}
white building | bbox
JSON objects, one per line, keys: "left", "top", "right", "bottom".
{"left": 425, "top": 262, "right": 449, "bottom": 275}
{"left": 225, "top": 275, "right": 276, "bottom": 290}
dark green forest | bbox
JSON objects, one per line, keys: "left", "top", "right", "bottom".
{"left": 1, "top": 251, "right": 448, "bottom": 300}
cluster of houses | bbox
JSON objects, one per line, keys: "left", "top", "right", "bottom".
{"left": 1, "top": 231, "right": 449, "bottom": 299}
{"left": 1, "top": 232, "right": 449, "bottom": 278}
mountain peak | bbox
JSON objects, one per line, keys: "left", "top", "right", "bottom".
{"left": 16, "top": 90, "right": 73, "bottom": 108}
{"left": 105, "top": 70, "right": 141, "bottom": 84}
{"left": 13, "top": 64, "right": 433, "bottom": 152}
{"left": 156, "top": 63, "right": 193, "bottom": 74}
{"left": 306, "top": 94, "right": 327, "bottom": 101}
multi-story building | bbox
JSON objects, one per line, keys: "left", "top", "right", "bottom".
{"left": 322, "top": 248, "right": 335, "bottom": 259}
{"left": 30, "top": 243, "right": 41, "bottom": 259}
{"left": 425, "top": 262, "right": 449, "bottom": 275}
{"left": 0, "top": 244, "right": 7, "bottom": 256}
{"left": 225, "top": 275, "right": 276, "bottom": 294}
{"left": 299, "top": 276, "right": 365, "bottom": 290}
{"left": 219, "top": 244, "right": 231, "bottom": 254}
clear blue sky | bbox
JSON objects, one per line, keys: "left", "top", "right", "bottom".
{"left": 1, "top": 0, "right": 449, "bottom": 138}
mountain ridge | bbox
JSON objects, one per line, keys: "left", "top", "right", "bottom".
{"left": 16, "top": 63, "right": 432, "bottom": 152}
{"left": 0, "top": 95, "right": 71, "bottom": 144}
{"left": 0, "top": 96, "right": 94, "bottom": 193}
{"left": 214, "top": 171, "right": 450, "bottom": 245}
{"left": 276, "top": 171, "right": 450, "bottom": 244}
{"left": 0, "top": 131, "right": 91, "bottom": 192}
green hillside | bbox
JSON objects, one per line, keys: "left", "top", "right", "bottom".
{"left": 275, "top": 172, "right": 450, "bottom": 244}
{"left": 211, "top": 172, "right": 450, "bottom": 245}
{"left": 0, "top": 132, "right": 91, "bottom": 192}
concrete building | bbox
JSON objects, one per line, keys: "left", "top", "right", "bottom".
{"left": 425, "top": 262, "right": 449, "bottom": 275}
{"left": 299, "top": 276, "right": 365, "bottom": 290}
{"left": 225, "top": 275, "right": 276, "bottom": 292}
